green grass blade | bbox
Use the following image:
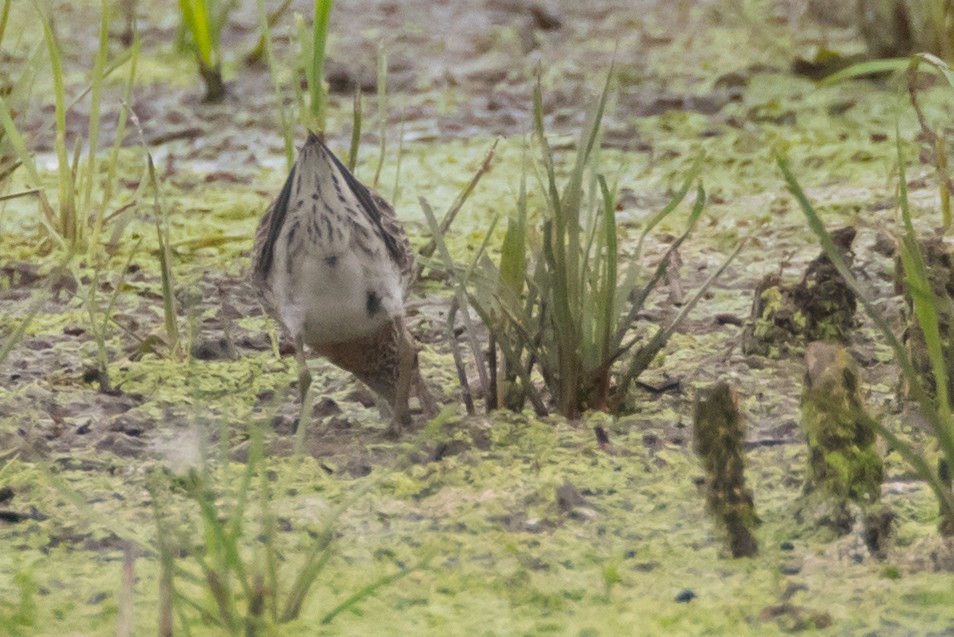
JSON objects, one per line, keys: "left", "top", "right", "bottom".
{"left": 308, "top": 0, "right": 334, "bottom": 131}
{"left": 348, "top": 86, "right": 362, "bottom": 172}
{"left": 597, "top": 174, "right": 617, "bottom": 362}
{"left": 819, "top": 57, "right": 910, "bottom": 85}
{"left": 181, "top": 0, "right": 214, "bottom": 68}
{"left": 373, "top": 45, "right": 387, "bottom": 188}
{"left": 83, "top": 0, "right": 110, "bottom": 254}
{"left": 319, "top": 563, "right": 419, "bottom": 625}
{"left": 0, "top": 0, "right": 10, "bottom": 48}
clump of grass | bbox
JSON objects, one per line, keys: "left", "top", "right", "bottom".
{"left": 0, "top": 1, "right": 138, "bottom": 252}
{"left": 150, "top": 423, "right": 418, "bottom": 633}
{"left": 780, "top": 140, "right": 954, "bottom": 535}
{"left": 439, "top": 71, "right": 742, "bottom": 418}
{"left": 178, "top": 0, "right": 229, "bottom": 102}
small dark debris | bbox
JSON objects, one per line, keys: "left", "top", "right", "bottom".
{"left": 433, "top": 439, "right": 470, "bottom": 461}
{"left": 780, "top": 564, "right": 801, "bottom": 575}
{"left": 635, "top": 376, "right": 681, "bottom": 394}
{"left": 0, "top": 487, "right": 13, "bottom": 504}
{"left": 109, "top": 416, "right": 144, "bottom": 437}
{"left": 624, "top": 549, "right": 637, "bottom": 559}
{"left": 95, "top": 434, "right": 146, "bottom": 457}
{"left": 780, "top": 541, "right": 795, "bottom": 551}
{"left": 642, "top": 433, "right": 663, "bottom": 452}
{"left": 864, "top": 507, "right": 896, "bottom": 558}
{"left": 345, "top": 386, "right": 378, "bottom": 408}
{"left": 594, "top": 425, "right": 610, "bottom": 447}
{"left": 313, "top": 397, "right": 342, "bottom": 418}
{"left": 191, "top": 337, "right": 237, "bottom": 361}
{"left": 345, "top": 458, "right": 373, "bottom": 478}
{"left": 529, "top": 3, "right": 562, "bottom": 29}
{"left": 675, "top": 589, "right": 696, "bottom": 603}
{"left": 0, "top": 506, "right": 45, "bottom": 523}
{"left": 271, "top": 414, "right": 296, "bottom": 435}
{"left": 236, "top": 333, "right": 272, "bottom": 351}
{"left": 87, "top": 592, "right": 109, "bottom": 605}
{"left": 327, "top": 416, "right": 354, "bottom": 431}
{"left": 872, "top": 230, "right": 896, "bottom": 257}
{"left": 556, "top": 481, "right": 589, "bottom": 513}
{"left": 715, "top": 313, "right": 744, "bottom": 326}
{"left": 63, "top": 325, "right": 86, "bottom": 336}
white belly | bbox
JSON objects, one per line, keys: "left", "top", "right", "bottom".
{"left": 267, "top": 249, "right": 403, "bottom": 345}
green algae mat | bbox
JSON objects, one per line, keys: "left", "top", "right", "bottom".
{"left": 2, "top": 1, "right": 954, "bottom": 635}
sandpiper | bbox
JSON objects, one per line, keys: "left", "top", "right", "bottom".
{"left": 252, "top": 132, "right": 434, "bottom": 434}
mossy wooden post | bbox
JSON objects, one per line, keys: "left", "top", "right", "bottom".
{"left": 801, "top": 342, "right": 883, "bottom": 532}
{"left": 692, "top": 382, "right": 758, "bottom": 558}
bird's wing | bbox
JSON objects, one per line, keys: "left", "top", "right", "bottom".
{"left": 313, "top": 134, "right": 413, "bottom": 274}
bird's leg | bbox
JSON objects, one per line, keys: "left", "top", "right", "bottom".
{"left": 294, "top": 333, "right": 313, "bottom": 453}
{"left": 389, "top": 320, "right": 414, "bottom": 437}
{"left": 416, "top": 373, "right": 438, "bottom": 417}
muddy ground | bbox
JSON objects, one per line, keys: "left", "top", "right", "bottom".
{"left": 2, "top": 0, "right": 954, "bottom": 635}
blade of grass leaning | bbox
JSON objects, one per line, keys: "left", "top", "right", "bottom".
{"left": 905, "top": 54, "right": 954, "bottom": 232}
{"left": 446, "top": 298, "right": 476, "bottom": 413}
{"left": 392, "top": 114, "right": 405, "bottom": 204}
{"left": 245, "top": 0, "right": 292, "bottom": 65}
{"left": 37, "top": 5, "right": 77, "bottom": 246}
{"left": 778, "top": 152, "right": 954, "bottom": 519}
{"left": 533, "top": 81, "right": 577, "bottom": 415}
{"left": 0, "top": 0, "right": 10, "bottom": 47}
{"left": 319, "top": 561, "right": 422, "bottom": 625}
{"left": 416, "top": 139, "right": 497, "bottom": 276}
{"left": 103, "top": 29, "right": 140, "bottom": 210}
{"left": 896, "top": 126, "right": 954, "bottom": 456}
{"left": 372, "top": 44, "right": 387, "bottom": 188}
{"left": 348, "top": 85, "right": 362, "bottom": 172}
{"left": 0, "top": 253, "right": 73, "bottom": 368}
{"left": 420, "top": 197, "right": 491, "bottom": 397}
{"left": 0, "top": 97, "right": 58, "bottom": 239}
{"left": 498, "top": 147, "right": 528, "bottom": 301}
{"left": 147, "top": 154, "right": 180, "bottom": 349}
{"left": 819, "top": 57, "right": 911, "bottom": 85}
{"left": 597, "top": 174, "right": 618, "bottom": 363}
{"left": 280, "top": 477, "right": 378, "bottom": 622}
{"left": 83, "top": 0, "right": 110, "bottom": 254}
{"left": 615, "top": 182, "right": 706, "bottom": 348}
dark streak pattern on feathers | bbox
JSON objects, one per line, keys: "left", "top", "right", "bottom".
{"left": 254, "top": 161, "right": 297, "bottom": 278}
